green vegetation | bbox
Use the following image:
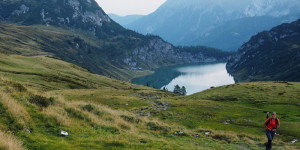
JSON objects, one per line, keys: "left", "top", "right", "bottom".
{"left": 28, "top": 95, "right": 54, "bottom": 107}
{"left": 0, "top": 22, "right": 144, "bottom": 81}
{"left": 160, "top": 82, "right": 300, "bottom": 138}
{"left": 0, "top": 54, "right": 299, "bottom": 149}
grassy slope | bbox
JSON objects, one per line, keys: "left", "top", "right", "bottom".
{"left": 0, "top": 54, "right": 238, "bottom": 150}
{"left": 162, "top": 83, "right": 300, "bottom": 142}
{"left": 0, "top": 54, "right": 299, "bottom": 149}
{"left": 0, "top": 22, "right": 150, "bottom": 81}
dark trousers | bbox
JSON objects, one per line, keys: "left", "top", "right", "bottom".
{"left": 266, "top": 130, "right": 275, "bottom": 150}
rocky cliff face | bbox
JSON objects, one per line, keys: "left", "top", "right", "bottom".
{"left": 0, "top": 0, "right": 230, "bottom": 80}
{"left": 0, "top": 0, "right": 114, "bottom": 37}
{"left": 227, "top": 19, "right": 300, "bottom": 82}
{"left": 123, "top": 38, "right": 221, "bottom": 70}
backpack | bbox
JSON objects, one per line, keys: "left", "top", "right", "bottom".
{"left": 266, "top": 118, "right": 279, "bottom": 129}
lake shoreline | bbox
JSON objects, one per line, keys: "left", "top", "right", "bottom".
{"left": 132, "top": 62, "right": 235, "bottom": 95}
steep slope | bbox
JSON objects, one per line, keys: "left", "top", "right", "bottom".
{"left": 0, "top": 54, "right": 299, "bottom": 149}
{"left": 128, "top": 0, "right": 300, "bottom": 51}
{"left": 0, "top": 0, "right": 232, "bottom": 81}
{"left": 227, "top": 19, "right": 300, "bottom": 82}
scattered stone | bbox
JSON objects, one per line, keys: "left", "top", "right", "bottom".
{"left": 164, "top": 103, "right": 169, "bottom": 110}
{"left": 193, "top": 134, "right": 200, "bottom": 137}
{"left": 25, "top": 129, "right": 31, "bottom": 133}
{"left": 174, "top": 131, "right": 185, "bottom": 136}
{"left": 223, "top": 119, "right": 231, "bottom": 124}
{"left": 147, "top": 111, "right": 151, "bottom": 117}
{"left": 291, "top": 139, "right": 298, "bottom": 144}
{"left": 205, "top": 132, "right": 210, "bottom": 135}
{"left": 223, "top": 121, "right": 229, "bottom": 124}
{"left": 158, "top": 104, "right": 163, "bottom": 108}
{"left": 139, "top": 111, "right": 144, "bottom": 116}
{"left": 125, "top": 104, "right": 128, "bottom": 106}
{"left": 60, "top": 130, "right": 68, "bottom": 136}
{"left": 140, "top": 139, "right": 147, "bottom": 144}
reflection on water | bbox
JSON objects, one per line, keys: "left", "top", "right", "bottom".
{"left": 132, "top": 63, "right": 235, "bottom": 95}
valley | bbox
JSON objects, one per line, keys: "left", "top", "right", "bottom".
{"left": 0, "top": 0, "right": 299, "bottom": 149}
{"left": 0, "top": 54, "right": 299, "bottom": 149}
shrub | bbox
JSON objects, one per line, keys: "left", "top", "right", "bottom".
{"left": 65, "top": 108, "right": 88, "bottom": 121}
{"left": 119, "top": 124, "right": 130, "bottom": 130}
{"left": 81, "top": 104, "right": 94, "bottom": 112}
{"left": 11, "top": 82, "right": 27, "bottom": 92}
{"left": 146, "top": 122, "right": 170, "bottom": 132}
{"left": 81, "top": 104, "right": 105, "bottom": 117}
{"left": 91, "top": 123, "right": 120, "bottom": 134}
{"left": 120, "top": 115, "right": 140, "bottom": 124}
{"left": 29, "top": 95, "right": 54, "bottom": 107}
{"left": 94, "top": 110, "right": 105, "bottom": 117}
{"left": 139, "top": 139, "right": 147, "bottom": 144}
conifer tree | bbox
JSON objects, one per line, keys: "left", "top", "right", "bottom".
{"left": 173, "top": 85, "right": 181, "bottom": 94}
{"left": 181, "top": 86, "right": 187, "bottom": 95}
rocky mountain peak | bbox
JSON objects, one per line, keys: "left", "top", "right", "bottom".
{"left": 0, "top": 0, "right": 111, "bottom": 34}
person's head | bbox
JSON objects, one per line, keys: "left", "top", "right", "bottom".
{"left": 271, "top": 112, "right": 277, "bottom": 119}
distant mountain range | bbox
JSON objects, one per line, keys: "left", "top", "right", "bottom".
{"left": 0, "top": 0, "right": 231, "bottom": 81}
{"left": 108, "top": 14, "right": 143, "bottom": 27}
{"left": 127, "top": 0, "right": 300, "bottom": 51}
{"left": 227, "top": 18, "right": 300, "bottom": 82}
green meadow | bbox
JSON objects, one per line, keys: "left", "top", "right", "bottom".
{"left": 0, "top": 54, "right": 299, "bottom": 149}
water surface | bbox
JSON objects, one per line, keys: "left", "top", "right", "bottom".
{"left": 132, "top": 63, "right": 235, "bottom": 95}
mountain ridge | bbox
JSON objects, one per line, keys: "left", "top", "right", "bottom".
{"left": 108, "top": 14, "right": 144, "bottom": 27}
{"left": 127, "top": 0, "right": 300, "bottom": 51}
{"left": 226, "top": 18, "right": 300, "bottom": 82}
{"left": 0, "top": 0, "right": 232, "bottom": 80}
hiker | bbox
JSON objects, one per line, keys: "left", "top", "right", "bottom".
{"left": 264, "top": 112, "right": 280, "bottom": 150}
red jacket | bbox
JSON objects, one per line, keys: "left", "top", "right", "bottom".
{"left": 265, "top": 118, "right": 280, "bottom": 131}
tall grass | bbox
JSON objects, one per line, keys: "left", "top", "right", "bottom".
{"left": 0, "top": 130, "right": 24, "bottom": 150}
{"left": 0, "top": 92, "right": 30, "bottom": 126}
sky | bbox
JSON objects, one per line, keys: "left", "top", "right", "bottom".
{"left": 96, "top": 0, "right": 167, "bottom": 16}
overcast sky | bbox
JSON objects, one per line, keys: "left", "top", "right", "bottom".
{"left": 96, "top": 0, "right": 167, "bottom": 16}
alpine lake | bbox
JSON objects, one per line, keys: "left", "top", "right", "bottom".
{"left": 132, "top": 63, "right": 235, "bottom": 95}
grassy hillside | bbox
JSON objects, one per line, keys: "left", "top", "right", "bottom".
{"left": 165, "top": 82, "right": 300, "bottom": 139}
{"left": 0, "top": 22, "right": 152, "bottom": 81}
{"left": 0, "top": 54, "right": 236, "bottom": 150}
{"left": 0, "top": 54, "right": 299, "bottom": 149}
